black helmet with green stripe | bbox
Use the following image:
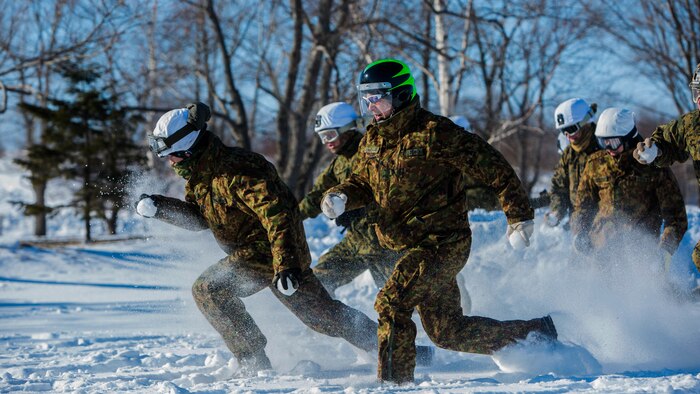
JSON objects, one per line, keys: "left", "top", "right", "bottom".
{"left": 357, "top": 59, "right": 417, "bottom": 121}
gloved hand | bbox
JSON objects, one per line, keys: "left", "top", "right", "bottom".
{"left": 273, "top": 268, "right": 302, "bottom": 296}
{"left": 334, "top": 207, "right": 366, "bottom": 229}
{"left": 506, "top": 220, "right": 534, "bottom": 249}
{"left": 135, "top": 194, "right": 158, "bottom": 218}
{"left": 321, "top": 193, "right": 347, "bottom": 219}
{"left": 633, "top": 138, "right": 660, "bottom": 164}
{"left": 573, "top": 232, "right": 591, "bottom": 254}
{"left": 544, "top": 211, "right": 561, "bottom": 227}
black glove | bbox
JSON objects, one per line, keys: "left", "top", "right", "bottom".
{"left": 334, "top": 207, "right": 366, "bottom": 229}
{"left": 272, "top": 268, "right": 302, "bottom": 292}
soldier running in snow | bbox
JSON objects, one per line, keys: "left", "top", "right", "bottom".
{"left": 572, "top": 107, "right": 687, "bottom": 264}
{"left": 546, "top": 98, "right": 600, "bottom": 228}
{"left": 634, "top": 62, "right": 700, "bottom": 278}
{"left": 320, "top": 59, "right": 557, "bottom": 384}
{"left": 135, "top": 103, "right": 378, "bottom": 376}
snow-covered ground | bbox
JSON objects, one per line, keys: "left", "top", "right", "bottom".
{"left": 1, "top": 158, "right": 700, "bottom": 393}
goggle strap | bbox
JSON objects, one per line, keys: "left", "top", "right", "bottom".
{"left": 162, "top": 122, "right": 197, "bottom": 149}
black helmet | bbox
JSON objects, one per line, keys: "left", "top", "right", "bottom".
{"left": 357, "top": 59, "right": 417, "bottom": 120}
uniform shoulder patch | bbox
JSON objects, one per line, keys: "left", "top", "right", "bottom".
{"left": 363, "top": 146, "right": 380, "bottom": 155}
{"left": 404, "top": 147, "right": 425, "bottom": 157}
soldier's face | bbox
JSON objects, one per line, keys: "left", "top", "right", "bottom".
{"left": 367, "top": 97, "right": 394, "bottom": 121}
{"left": 168, "top": 155, "right": 186, "bottom": 166}
{"left": 325, "top": 132, "right": 350, "bottom": 154}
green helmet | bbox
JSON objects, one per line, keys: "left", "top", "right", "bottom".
{"left": 357, "top": 59, "right": 417, "bottom": 120}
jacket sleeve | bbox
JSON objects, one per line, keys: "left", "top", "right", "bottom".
{"left": 571, "top": 161, "right": 597, "bottom": 236}
{"left": 650, "top": 116, "right": 692, "bottom": 167}
{"left": 298, "top": 158, "right": 339, "bottom": 220}
{"left": 451, "top": 133, "right": 533, "bottom": 224}
{"left": 325, "top": 147, "right": 375, "bottom": 212}
{"left": 656, "top": 168, "right": 688, "bottom": 254}
{"left": 151, "top": 194, "right": 209, "bottom": 231}
{"left": 549, "top": 152, "right": 572, "bottom": 218}
{"left": 234, "top": 174, "right": 301, "bottom": 272}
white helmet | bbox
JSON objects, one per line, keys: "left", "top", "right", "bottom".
{"left": 554, "top": 98, "right": 595, "bottom": 133}
{"left": 149, "top": 103, "right": 210, "bottom": 157}
{"left": 449, "top": 115, "right": 472, "bottom": 132}
{"left": 314, "top": 102, "right": 359, "bottom": 143}
{"left": 595, "top": 107, "right": 639, "bottom": 151}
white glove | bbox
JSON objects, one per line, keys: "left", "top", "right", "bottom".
{"left": 634, "top": 138, "right": 660, "bottom": 164}
{"left": 136, "top": 196, "right": 158, "bottom": 218}
{"left": 506, "top": 220, "right": 534, "bottom": 249}
{"left": 321, "top": 193, "right": 347, "bottom": 219}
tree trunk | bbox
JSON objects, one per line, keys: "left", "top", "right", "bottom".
{"left": 32, "top": 181, "right": 47, "bottom": 237}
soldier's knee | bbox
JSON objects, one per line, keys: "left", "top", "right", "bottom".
{"left": 191, "top": 276, "right": 211, "bottom": 300}
{"left": 425, "top": 330, "right": 453, "bottom": 349}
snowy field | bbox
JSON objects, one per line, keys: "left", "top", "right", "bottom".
{"left": 2, "top": 158, "right": 700, "bottom": 393}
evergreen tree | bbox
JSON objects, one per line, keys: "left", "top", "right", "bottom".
{"left": 16, "top": 63, "right": 146, "bottom": 241}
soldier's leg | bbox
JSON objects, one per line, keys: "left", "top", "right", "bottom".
{"left": 314, "top": 236, "right": 372, "bottom": 294}
{"left": 273, "top": 268, "right": 378, "bottom": 353}
{"left": 191, "top": 255, "right": 271, "bottom": 366}
{"left": 692, "top": 239, "right": 700, "bottom": 273}
{"left": 374, "top": 247, "right": 439, "bottom": 384}
{"left": 417, "top": 239, "right": 550, "bottom": 354}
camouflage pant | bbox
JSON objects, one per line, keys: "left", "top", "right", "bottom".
{"left": 374, "top": 236, "right": 544, "bottom": 384}
{"left": 191, "top": 248, "right": 378, "bottom": 363}
{"left": 693, "top": 240, "right": 700, "bottom": 273}
{"left": 314, "top": 228, "right": 401, "bottom": 294}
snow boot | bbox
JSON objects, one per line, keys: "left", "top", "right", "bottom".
{"left": 416, "top": 345, "right": 435, "bottom": 367}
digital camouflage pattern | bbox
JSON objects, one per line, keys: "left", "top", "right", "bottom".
{"left": 374, "top": 236, "right": 552, "bottom": 383}
{"left": 326, "top": 99, "right": 533, "bottom": 251}
{"left": 298, "top": 130, "right": 399, "bottom": 292}
{"left": 572, "top": 149, "right": 687, "bottom": 256}
{"left": 549, "top": 123, "right": 600, "bottom": 221}
{"left": 649, "top": 110, "right": 700, "bottom": 271}
{"left": 151, "top": 132, "right": 378, "bottom": 364}
{"left": 325, "top": 98, "right": 543, "bottom": 383}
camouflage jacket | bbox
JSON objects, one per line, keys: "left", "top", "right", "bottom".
{"left": 298, "top": 131, "right": 381, "bottom": 243}
{"left": 549, "top": 123, "right": 600, "bottom": 219}
{"left": 153, "top": 132, "right": 310, "bottom": 273}
{"left": 572, "top": 150, "right": 687, "bottom": 253}
{"left": 650, "top": 110, "right": 700, "bottom": 186}
{"left": 325, "top": 99, "right": 533, "bottom": 250}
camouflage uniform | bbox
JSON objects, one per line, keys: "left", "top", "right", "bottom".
{"left": 649, "top": 110, "right": 700, "bottom": 271}
{"left": 549, "top": 123, "right": 600, "bottom": 222}
{"left": 299, "top": 131, "right": 399, "bottom": 292}
{"left": 572, "top": 149, "right": 687, "bottom": 259}
{"left": 151, "top": 132, "right": 377, "bottom": 366}
{"left": 326, "top": 99, "right": 551, "bottom": 383}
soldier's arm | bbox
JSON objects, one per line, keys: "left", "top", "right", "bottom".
{"left": 549, "top": 153, "right": 572, "bottom": 217}
{"left": 298, "top": 159, "right": 340, "bottom": 220}
{"left": 650, "top": 115, "right": 693, "bottom": 167}
{"left": 570, "top": 161, "right": 597, "bottom": 236}
{"left": 325, "top": 150, "right": 374, "bottom": 212}
{"left": 234, "top": 174, "right": 302, "bottom": 273}
{"left": 150, "top": 194, "right": 209, "bottom": 231}
{"left": 454, "top": 133, "right": 533, "bottom": 224}
{"left": 656, "top": 168, "right": 688, "bottom": 254}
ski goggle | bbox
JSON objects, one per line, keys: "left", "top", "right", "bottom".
{"left": 596, "top": 127, "right": 638, "bottom": 151}
{"left": 316, "top": 120, "right": 359, "bottom": 144}
{"left": 560, "top": 123, "right": 581, "bottom": 136}
{"left": 597, "top": 137, "right": 623, "bottom": 150}
{"left": 148, "top": 122, "right": 197, "bottom": 157}
{"left": 361, "top": 91, "right": 391, "bottom": 106}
